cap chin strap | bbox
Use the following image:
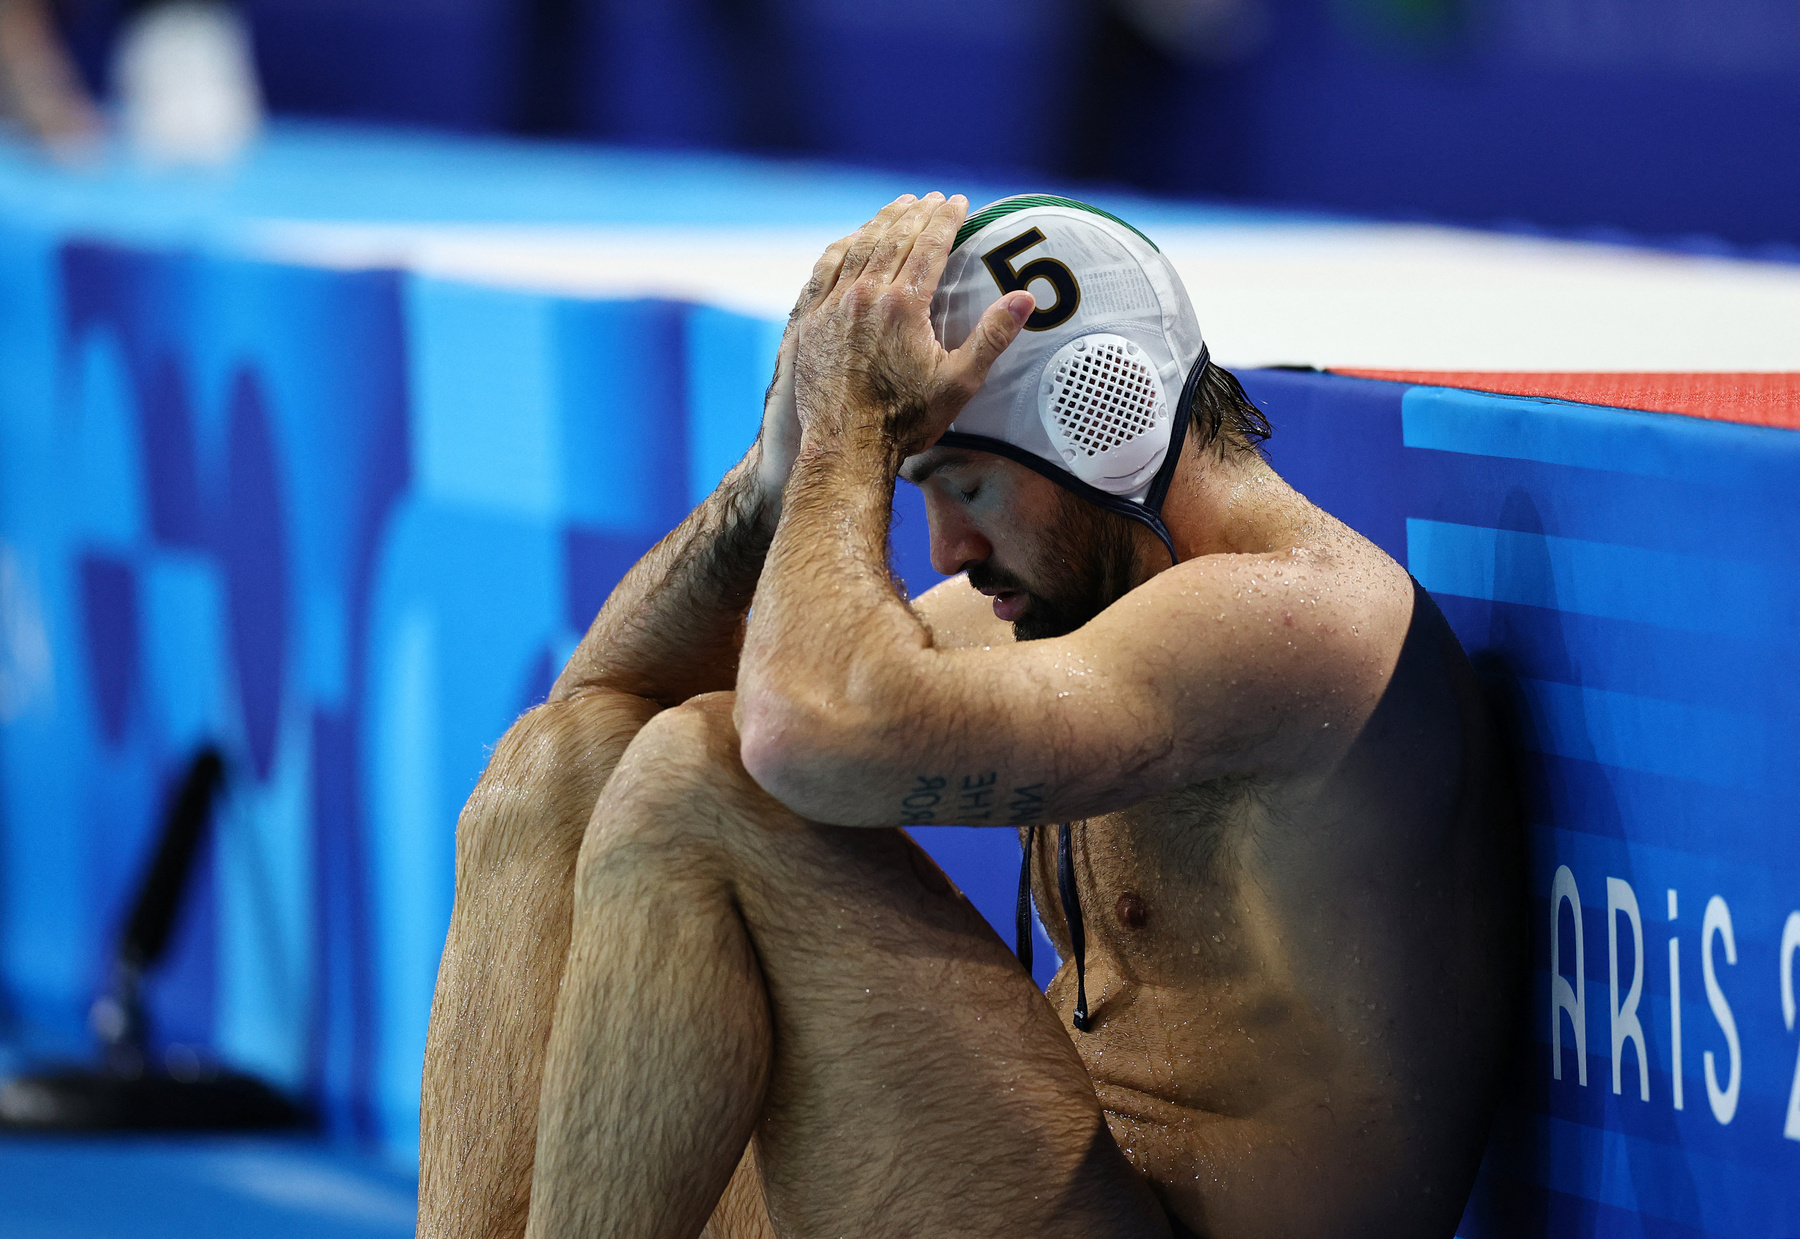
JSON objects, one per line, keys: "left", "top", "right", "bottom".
{"left": 934, "top": 344, "right": 1209, "bottom": 566}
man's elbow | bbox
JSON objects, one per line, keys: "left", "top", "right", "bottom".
{"left": 736, "top": 686, "right": 882, "bottom": 823}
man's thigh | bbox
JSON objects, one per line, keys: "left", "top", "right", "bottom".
{"left": 621, "top": 694, "right": 1171, "bottom": 1239}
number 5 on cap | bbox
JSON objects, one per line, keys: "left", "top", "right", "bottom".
{"left": 982, "top": 229, "right": 1082, "bottom": 332}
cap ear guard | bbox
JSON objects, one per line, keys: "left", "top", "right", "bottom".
{"left": 1039, "top": 333, "right": 1170, "bottom": 497}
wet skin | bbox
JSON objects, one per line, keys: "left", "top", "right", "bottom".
{"left": 904, "top": 459, "right": 1520, "bottom": 1238}
{"left": 1025, "top": 584, "right": 1517, "bottom": 1237}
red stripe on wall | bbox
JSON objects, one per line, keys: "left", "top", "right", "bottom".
{"left": 1331, "top": 371, "right": 1800, "bottom": 432}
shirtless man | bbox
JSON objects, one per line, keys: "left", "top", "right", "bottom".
{"left": 418, "top": 192, "right": 1517, "bottom": 1239}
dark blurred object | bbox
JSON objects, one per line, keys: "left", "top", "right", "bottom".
{"left": 511, "top": 0, "right": 580, "bottom": 134}
{"left": 0, "top": 747, "right": 307, "bottom": 1132}
{"left": 1061, "top": 0, "right": 1258, "bottom": 197}
{"left": 569, "top": 0, "right": 801, "bottom": 153}
{"left": 1114, "top": 0, "right": 1273, "bottom": 63}
{"left": 0, "top": 1065, "right": 307, "bottom": 1130}
{"left": 1062, "top": 4, "right": 1181, "bottom": 185}
{"left": 0, "top": 0, "right": 101, "bottom": 153}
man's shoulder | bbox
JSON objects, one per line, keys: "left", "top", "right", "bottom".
{"left": 1114, "top": 536, "right": 1415, "bottom": 661}
{"left": 912, "top": 575, "right": 1015, "bottom": 651}
{"left": 1088, "top": 537, "right": 1420, "bottom": 778}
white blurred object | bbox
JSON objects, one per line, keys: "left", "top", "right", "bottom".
{"left": 115, "top": 1, "right": 262, "bottom": 167}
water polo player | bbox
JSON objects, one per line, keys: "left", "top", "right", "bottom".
{"left": 418, "top": 192, "right": 1519, "bottom": 1239}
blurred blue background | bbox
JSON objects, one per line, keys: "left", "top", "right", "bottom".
{"left": 44, "top": 0, "right": 1800, "bottom": 251}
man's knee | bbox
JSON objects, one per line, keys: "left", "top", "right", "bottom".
{"left": 456, "top": 687, "right": 661, "bottom": 881}
{"left": 597, "top": 691, "right": 768, "bottom": 822}
{"left": 571, "top": 691, "right": 797, "bottom": 897}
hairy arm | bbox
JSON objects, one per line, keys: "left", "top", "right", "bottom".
{"left": 746, "top": 462, "right": 1395, "bottom": 825}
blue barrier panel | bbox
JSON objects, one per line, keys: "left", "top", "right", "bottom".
{"left": 0, "top": 236, "right": 420, "bottom": 1138}
{"left": 1243, "top": 367, "right": 1800, "bottom": 1238}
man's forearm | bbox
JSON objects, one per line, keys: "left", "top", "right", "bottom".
{"left": 770, "top": 440, "right": 902, "bottom": 608}
{"left": 738, "top": 438, "right": 929, "bottom": 740}
{"left": 553, "top": 452, "right": 778, "bottom": 707}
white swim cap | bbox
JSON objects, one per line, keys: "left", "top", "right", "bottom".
{"left": 931, "top": 195, "right": 1209, "bottom": 559}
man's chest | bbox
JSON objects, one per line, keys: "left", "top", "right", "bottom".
{"left": 1029, "top": 778, "right": 1269, "bottom": 982}
{"left": 1029, "top": 778, "right": 1349, "bottom": 1108}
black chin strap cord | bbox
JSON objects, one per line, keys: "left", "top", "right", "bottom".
{"left": 1015, "top": 821, "right": 1091, "bottom": 1033}
{"left": 1057, "top": 822, "right": 1092, "bottom": 1031}
{"left": 1015, "top": 823, "right": 1037, "bottom": 978}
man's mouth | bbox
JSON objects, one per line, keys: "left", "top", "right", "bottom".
{"left": 986, "top": 589, "right": 1027, "bottom": 622}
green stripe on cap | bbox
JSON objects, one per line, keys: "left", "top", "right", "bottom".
{"left": 954, "top": 194, "right": 1159, "bottom": 252}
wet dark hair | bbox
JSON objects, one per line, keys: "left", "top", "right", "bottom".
{"left": 1187, "top": 362, "right": 1272, "bottom": 456}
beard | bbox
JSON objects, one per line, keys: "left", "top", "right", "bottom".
{"left": 966, "top": 487, "right": 1141, "bottom": 641}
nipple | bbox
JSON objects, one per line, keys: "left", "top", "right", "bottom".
{"left": 1115, "top": 892, "right": 1149, "bottom": 930}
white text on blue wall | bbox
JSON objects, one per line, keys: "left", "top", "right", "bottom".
{"left": 1550, "top": 864, "right": 1800, "bottom": 1140}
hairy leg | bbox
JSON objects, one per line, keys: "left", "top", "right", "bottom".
{"left": 527, "top": 694, "right": 1172, "bottom": 1239}
{"left": 419, "top": 689, "right": 661, "bottom": 1239}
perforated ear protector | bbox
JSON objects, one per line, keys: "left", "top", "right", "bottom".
{"left": 926, "top": 194, "right": 1210, "bottom": 564}
{"left": 1040, "top": 333, "right": 1171, "bottom": 496}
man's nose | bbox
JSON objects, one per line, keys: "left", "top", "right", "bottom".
{"left": 925, "top": 498, "right": 993, "bottom": 577}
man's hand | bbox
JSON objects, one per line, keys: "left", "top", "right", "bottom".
{"left": 752, "top": 330, "right": 803, "bottom": 508}
{"left": 751, "top": 245, "right": 834, "bottom": 507}
{"left": 790, "top": 193, "right": 1034, "bottom": 464}
{"left": 751, "top": 203, "right": 905, "bottom": 504}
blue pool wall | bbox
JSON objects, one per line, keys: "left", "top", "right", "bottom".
{"left": 2, "top": 228, "right": 1799, "bottom": 1233}
{"left": 1258, "top": 368, "right": 1800, "bottom": 1237}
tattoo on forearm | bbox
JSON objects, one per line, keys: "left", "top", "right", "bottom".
{"left": 1005, "top": 782, "right": 1046, "bottom": 824}
{"left": 897, "top": 774, "right": 1049, "bottom": 825}
{"left": 899, "top": 775, "right": 949, "bottom": 825}
{"left": 956, "top": 772, "right": 998, "bottom": 820}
